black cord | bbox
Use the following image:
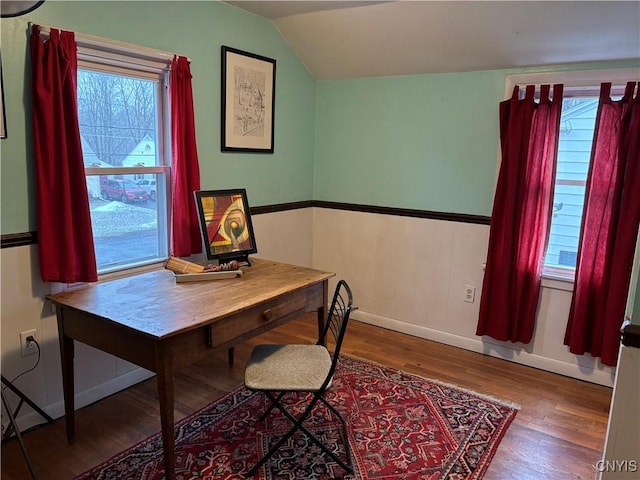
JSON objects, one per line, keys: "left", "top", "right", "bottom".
{"left": 2, "top": 338, "right": 42, "bottom": 390}
{"left": 1, "top": 338, "right": 42, "bottom": 437}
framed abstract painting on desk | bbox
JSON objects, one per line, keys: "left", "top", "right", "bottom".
{"left": 221, "top": 45, "right": 276, "bottom": 153}
{"left": 194, "top": 188, "right": 258, "bottom": 265}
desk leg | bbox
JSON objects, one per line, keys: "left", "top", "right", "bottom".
{"left": 318, "top": 280, "right": 329, "bottom": 342}
{"left": 155, "top": 346, "right": 176, "bottom": 480}
{"left": 56, "top": 311, "right": 75, "bottom": 444}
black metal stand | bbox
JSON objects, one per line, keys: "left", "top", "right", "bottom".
{"left": 1, "top": 374, "right": 54, "bottom": 480}
{"left": 1, "top": 375, "right": 53, "bottom": 439}
{"left": 1, "top": 389, "right": 38, "bottom": 479}
{"left": 230, "top": 254, "right": 251, "bottom": 267}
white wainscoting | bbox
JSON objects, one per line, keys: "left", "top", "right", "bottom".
{"left": 311, "top": 207, "right": 615, "bottom": 387}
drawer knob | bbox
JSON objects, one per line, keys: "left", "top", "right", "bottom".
{"left": 261, "top": 309, "right": 273, "bottom": 322}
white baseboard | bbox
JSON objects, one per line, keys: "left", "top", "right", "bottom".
{"left": 8, "top": 368, "right": 155, "bottom": 434}
{"left": 352, "top": 310, "right": 615, "bottom": 387}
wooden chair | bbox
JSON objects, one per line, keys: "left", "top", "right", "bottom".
{"left": 244, "top": 280, "right": 354, "bottom": 477}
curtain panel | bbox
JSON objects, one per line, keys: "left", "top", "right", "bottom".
{"left": 565, "top": 82, "right": 640, "bottom": 366}
{"left": 170, "top": 55, "right": 202, "bottom": 257}
{"left": 477, "top": 84, "right": 563, "bottom": 344}
{"left": 30, "top": 26, "right": 98, "bottom": 283}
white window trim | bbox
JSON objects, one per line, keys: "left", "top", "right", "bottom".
{"left": 500, "top": 67, "right": 640, "bottom": 288}
{"left": 504, "top": 67, "right": 640, "bottom": 98}
{"left": 31, "top": 23, "right": 189, "bottom": 69}
{"left": 541, "top": 275, "right": 575, "bottom": 292}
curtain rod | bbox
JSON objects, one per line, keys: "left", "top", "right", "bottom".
{"left": 29, "top": 22, "right": 191, "bottom": 64}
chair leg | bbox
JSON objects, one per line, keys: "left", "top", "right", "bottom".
{"left": 321, "top": 396, "right": 353, "bottom": 472}
{"left": 227, "top": 347, "right": 234, "bottom": 366}
{"left": 258, "top": 392, "right": 285, "bottom": 422}
{"left": 274, "top": 399, "right": 353, "bottom": 473}
{"left": 248, "top": 391, "right": 353, "bottom": 476}
{"left": 247, "top": 420, "right": 300, "bottom": 477}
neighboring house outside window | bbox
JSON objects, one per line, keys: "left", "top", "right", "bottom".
{"left": 545, "top": 96, "right": 598, "bottom": 271}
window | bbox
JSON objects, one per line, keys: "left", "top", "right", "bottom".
{"left": 505, "top": 68, "right": 638, "bottom": 281}
{"left": 77, "top": 43, "right": 172, "bottom": 274}
{"left": 544, "top": 94, "right": 598, "bottom": 274}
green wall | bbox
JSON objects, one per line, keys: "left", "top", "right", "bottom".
{"left": 0, "top": 1, "right": 316, "bottom": 235}
{"left": 313, "top": 62, "right": 639, "bottom": 216}
{"left": 314, "top": 72, "right": 504, "bottom": 215}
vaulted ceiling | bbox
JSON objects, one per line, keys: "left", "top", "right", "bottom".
{"left": 225, "top": 1, "right": 640, "bottom": 80}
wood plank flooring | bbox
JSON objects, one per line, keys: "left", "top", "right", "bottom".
{"left": 1, "top": 316, "right": 612, "bottom": 479}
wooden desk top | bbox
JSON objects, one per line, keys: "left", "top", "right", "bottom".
{"left": 47, "top": 258, "right": 334, "bottom": 340}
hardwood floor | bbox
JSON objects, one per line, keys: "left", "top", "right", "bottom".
{"left": 1, "top": 316, "right": 612, "bottom": 479}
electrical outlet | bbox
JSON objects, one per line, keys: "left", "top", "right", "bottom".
{"left": 464, "top": 285, "right": 476, "bottom": 303}
{"left": 20, "top": 329, "right": 38, "bottom": 357}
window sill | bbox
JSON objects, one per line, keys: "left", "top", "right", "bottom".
{"left": 99, "top": 259, "right": 166, "bottom": 282}
{"left": 481, "top": 263, "right": 575, "bottom": 292}
{"left": 541, "top": 269, "right": 575, "bottom": 292}
{"left": 47, "top": 260, "right": 166, "bottom": 298}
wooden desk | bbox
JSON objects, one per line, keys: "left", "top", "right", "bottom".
{"left": 47, "top": 258, "right": 334, "bottom": 480}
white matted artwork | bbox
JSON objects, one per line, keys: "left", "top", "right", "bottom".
{"left": 221, "top": 46, "right": 276, "bottom": 153}
{"left": 0, "top": 52, "right": 6, "bottom": 139}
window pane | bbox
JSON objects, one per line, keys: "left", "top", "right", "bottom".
{"left": 78, "top": 67, "right": 168, "bottom": 273}
{"left": 89, "top": 174, "right": 167, "bottom": 271}
{"left": 544, "top": 97, "right": 598, "bottom": 270}
{"left": 78, "top": 69, "right": 160, "bottom": 167}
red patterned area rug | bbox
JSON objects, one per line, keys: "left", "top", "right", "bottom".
{"left": 75, "top": 356, "right": 518, "bottom": 480}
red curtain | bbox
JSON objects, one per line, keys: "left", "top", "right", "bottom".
{"left": 476, "top": 84, "right": 563, "bottom": 343}
{"left": 30, "top": 26, "right": 97, "bottom": 283}
{"left": 564, "top": 82, "right": 640, "bottom": 366}
{"left": 170, "top": 55, "right": 202, "bottom": 257}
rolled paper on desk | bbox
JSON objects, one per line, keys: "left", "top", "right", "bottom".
{"left": 164, "top": 256, "right": 206, "bottom": 274}
{"left": 164, "top": 256, "right": 240, "bottom": 274}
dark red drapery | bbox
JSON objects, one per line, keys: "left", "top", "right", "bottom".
{"left": 170, "top": 55, "right": 202, "bottom": 257}
{"left": 476, "top": 84, "right": 563, "bottom": 343}
{"left": 30, "top": 26, "right": 97, "bottom": 283}
{"left": 564, "top": 82, "right": 640, "bottom": 367}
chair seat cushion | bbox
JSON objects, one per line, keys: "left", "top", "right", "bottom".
{"left": 245, "top": 344, "right": 332, "bottom": 391}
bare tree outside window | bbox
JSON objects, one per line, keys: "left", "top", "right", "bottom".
{"left": 78, "top": 70, "right": 156, "bottom": 167}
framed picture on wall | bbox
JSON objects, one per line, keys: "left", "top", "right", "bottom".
{"left": 1, "top": 52, "right": 6, "bottom": 139}
{"left": 221, "top": 46, "right": 276, "bottom": 153}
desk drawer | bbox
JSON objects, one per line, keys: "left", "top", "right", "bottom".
{"left": 209, "top": 287, "right": 320, "bottom": 348}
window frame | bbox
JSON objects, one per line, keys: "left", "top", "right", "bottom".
{"left": 68, "top": 29, "right": 177, "bottom": 275}
{"left": 502, "top": 67, "right": 640, "bottom": 286}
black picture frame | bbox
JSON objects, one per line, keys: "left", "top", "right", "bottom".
{"left": 194, "top": 188, "right": 258, "bottom": 265}
{"left": 221, "top": 46, "right": 276, "bottom": 153}
{"left": 0, "top": 52, "right": 6, "bottom": 140}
